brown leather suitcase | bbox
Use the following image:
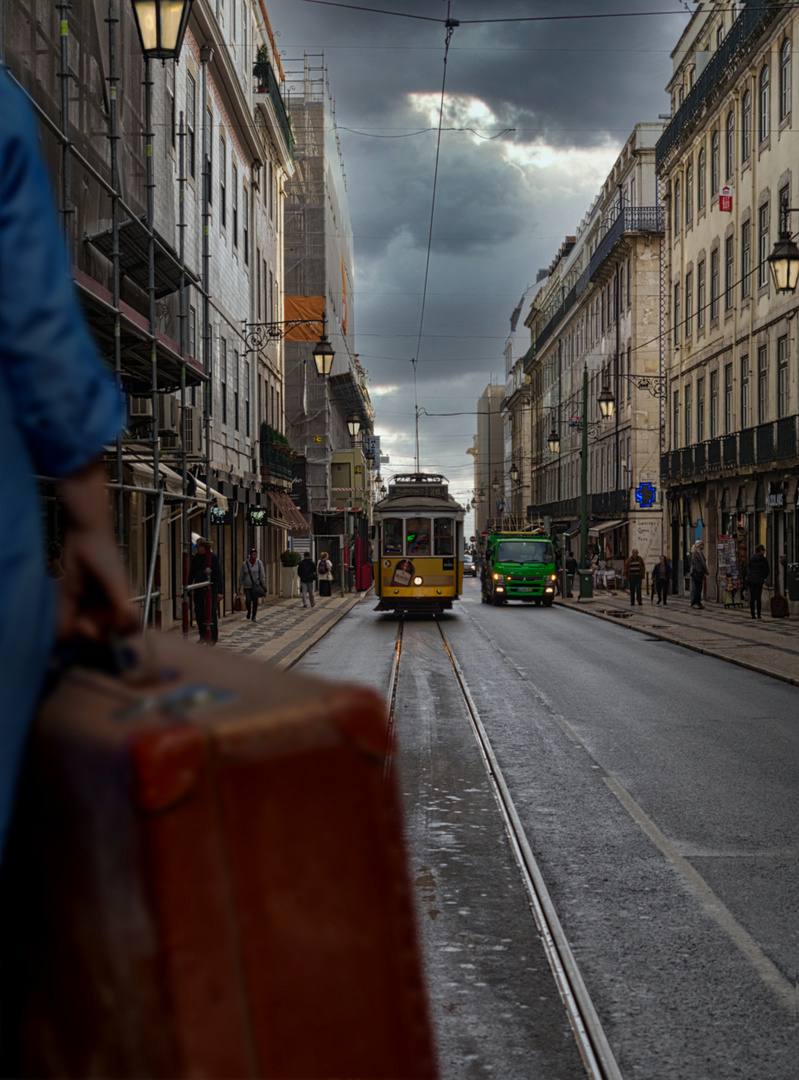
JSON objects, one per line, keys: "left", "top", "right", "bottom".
{"left": 0, "top": 635, "right": 437, "bottom": 1079}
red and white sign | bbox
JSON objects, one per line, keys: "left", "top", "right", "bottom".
{"left": 470, "top": 535, "right": 476, "bottom": 543}
{"left": 719, "top": 185, "right": 733, "bottom": 212}
{"left": 481, "top": 530, "right": 488, "bottom": 539}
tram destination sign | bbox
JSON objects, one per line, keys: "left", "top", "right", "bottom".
{"left": 392, "top": 482, "right": 448, "bottom": 498}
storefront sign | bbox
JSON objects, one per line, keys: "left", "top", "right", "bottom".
{"left": 719, "top": 185, "right": 733, "bottom": 212}
{"left": 766, "top": 492, "right": 784, "bottom": 507}
{"left": 247, "top": 506, "right": 269, "bottom": 526}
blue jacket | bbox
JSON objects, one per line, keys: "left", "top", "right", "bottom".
{"left": 0, "top": 69, "right": 123, "bottom": 858}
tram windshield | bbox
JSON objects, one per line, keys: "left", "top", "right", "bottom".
{"left": 434, "top": 518, "right": 453, "bottom": 555}
{"left": 405, "top": 518, "right": 431, "bottom": 555}
{"left": 495, "top": 541, "right": 553, "bottom": 564}
{"left": 383, "top": 518, "right": 403, "bottom": 555}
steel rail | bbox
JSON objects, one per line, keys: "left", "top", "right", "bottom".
{"left": 431, "top": 619, "right": 624, "bottom": 1080}
{"left": 383, "top": 616, "right": 404, "bottom": 786}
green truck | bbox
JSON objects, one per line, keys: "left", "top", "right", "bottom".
{"left": 482, "top": 529, "right": 558, "bottom": 606}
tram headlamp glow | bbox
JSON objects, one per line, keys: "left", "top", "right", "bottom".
{"left": 413, "top": 576, "right": 423, "bottom": 585}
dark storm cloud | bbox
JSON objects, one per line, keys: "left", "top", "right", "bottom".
{"left": 267, "top": 0, "right": 689, "bottom": 498}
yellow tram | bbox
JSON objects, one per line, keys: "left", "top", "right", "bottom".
{"left": 373, "top": 473, "right": 465, "bottom": 614}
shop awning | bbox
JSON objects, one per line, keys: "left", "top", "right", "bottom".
{"left": 192, "top": 477, "right": 229, "bottom": 511}
{"left": 588, "top": 519, "right": 626, "bottom": 536}
{"left": 267, "top": 489, "right": 310, "bottom": 531}
{"left": 564, "top": 519, "right": 582, "bottom": 536}
{"left": 120, "top": 457, "right": 185, "bottom": 496}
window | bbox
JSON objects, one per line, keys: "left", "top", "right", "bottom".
{"left": 674, "top": 179, "right": 681, "bottom": 236}
{"left": 742, "top": 89, "right": 751, "bottom": 161}
{"left": 627, "top": 258, "right": 631, "bottom": 306}
{"left": 697, "top": 260, "right": 706, "bottom": 330}
{"left": 778, "top": 334, "right": 789, "bottom": 417}
{"left": 189, "top": 305, "right": 196, "bottom": 357}
{"left": 383, "top": 519, "right": 403, "bottom": 555}
{"left": 243, "top": 183, "right": 249, "bottom": 264}
{"left": 434, "top": 518, "right": 454, "bottom": 556}
{"left": 685, "top": 381, "right": 692, "bottom": 444}
{"left": 187, "top": 72, "right": 196, "bottom": 179}
{"left": 758, "top": 203, "right": 769, "bottom": 288}
{"left": 685, "top": 270, "right": 693, "bottom": 336}
{"left": 741, "top": 355, "right": 750, "bottom": 428}
{"left": 741, "top": 221, "right": 751, "bottom": 298}
{"left": 726, "top": 109, "right": 734, "bottom": 178}
{"left": 204, "top": 106, "right": 213, "bottom": 206}
{"left": 166, "top": 62, "right": 176, "bottom": 148}
{"left": 780, "top": 39, "right": 791, "bottom": 121}
{"left": 256, "top": 250, "right": 261, "bottom": 319}
{"left": 710, "top": 248, "right": 719, "bottom": 319}
{"left": 629, "top": 174, "right": 636, "bottom": 208}
{"left": 717, "top": 25, "right": 724, "bottom": 48}
{"left": 219, "top": 136, "right": 226, "bottom": 228}
{"left": 244, "top": 360, "right": 251, "bottom": 437}
{"left": 233, "top": 350, "right": 240, "bottom": 430}
{"left": 220, "top": 338, "right": 227, "bottom": 424}
{"left": 674, "top": 282, "right": 681, "bottom": 345}
{"left": 710, "top": 370, "right": 719, "bottom": 438}
{"left": 725, "top": 235, "right": 734, "bottom": 310}
{"left": 697, "top": 377, "right": 705, "bottom": 442}
{"left": 241, "top": 1, "right": 247, "bottom": 81}
{"left": 724, "top": 363, "right": 733, "bottom": 434}
{"left": 758, "top": 344, "right": 768, "bottom": 423}
{"left": 759, "top": 63, "right": 770, "bottom": 141}
{"left": 711, "top": 129, "right": 720, "bottom": 194}
{"left": 672, "top": 389, "right": 680, "bottom": 448}
{"left": 406, "top": 518, "right": 431, "bottom": 556}
{"left": 685, "top": 163, "right": 693, "bottom": 225}
{"left": 232, "top": 161, "right": 238, "bottom": 247}
{"left": 697, "top": 147, "right": 706, "bottom": 211}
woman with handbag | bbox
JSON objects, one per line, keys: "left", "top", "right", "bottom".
{"left": 317, "top": 551, "right": 334, "bottom": 597}
{"left": 238, "top": 547, "right": 266, "bottom": 622}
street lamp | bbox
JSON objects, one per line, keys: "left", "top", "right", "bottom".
{"left": 312, "top": 312, "right": 335, "bottom": 377}
{"left": 347, "top": 416, "right": 361, "bottom": 438}
{"left": 598, "top": 383, "right": 615, "bottom": 420}
{"left": 130, "top": 0, "right": 194, "bottom": 60}
{"left": 768, "top": 200, "right": 799, "bottom": 293}
{"left": 509, "top": 462, "right": 519, "bottom": 484}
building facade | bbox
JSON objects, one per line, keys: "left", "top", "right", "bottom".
{"left": 472, "top": 384, "right": 506, "bottom": 538}
{"left": 658, "top": 0, "right": 799, "bottom": 606}
{"left": 521, "top": 124, "right": 666, "bottom": 569}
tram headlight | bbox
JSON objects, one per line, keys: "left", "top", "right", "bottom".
{"left": 413, "top": 576, "right": 423, "bottom": 586}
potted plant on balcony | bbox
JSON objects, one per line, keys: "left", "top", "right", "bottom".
{"left": 280, "top": 548, "right": 301, "bottom": 598}
{"left": 253, "top": 44, "right": 270, "bottom": 91}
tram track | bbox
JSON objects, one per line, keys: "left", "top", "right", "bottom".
{"left": 388, "top": 614, "right": 623, "bottom": 1080}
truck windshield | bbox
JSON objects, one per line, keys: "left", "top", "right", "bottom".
{"left": 495, "top": 541, "right": 552, "bottom": 564}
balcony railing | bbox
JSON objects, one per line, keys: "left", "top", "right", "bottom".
{"left": 254, "top": 59, "right": 294, "bottom": 158}
{"left": 589, "top": 207, "right": 665, "bottom": 281}
{"left": 661, "top": 414, "right": 799, "bottom": 483}
{"left": 656, "top": 1, "right": 777, "bottom": 169}
{"left": 260, "top": 441, "right": 293, "bottom": 481}
{"left": 534, "top": 266, "right": 590, "bottom": 355}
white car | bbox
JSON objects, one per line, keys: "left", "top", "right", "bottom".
{"left": 462, "top": 553, "right": 478, "bottom": 577}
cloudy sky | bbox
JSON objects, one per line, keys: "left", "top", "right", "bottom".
{"left": 267, "top": 0, "right": 691, "bottom": 525}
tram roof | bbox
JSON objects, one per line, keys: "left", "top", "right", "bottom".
{"left": 374, "top": 492, "right": 465, "bottom": 518}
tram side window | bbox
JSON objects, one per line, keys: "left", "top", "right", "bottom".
{"left": 406, "top": 517, "right": 431, "bottom": 555}
{"left": 383, "top": 518, "right": 404, "bottom": 555}
{"left": 434, "top": 517, "right": 454, "bottom": 555}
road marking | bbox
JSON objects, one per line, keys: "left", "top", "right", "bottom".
{"left": 605, "top": 776, "right": 799, "bottom": 1016}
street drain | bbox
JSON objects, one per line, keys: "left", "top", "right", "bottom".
{"left": 603, "top": 609, "right": 633, "bottom": 619}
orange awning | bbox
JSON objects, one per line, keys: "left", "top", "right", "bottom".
{"left": 284, "top": 296, "right": 324, "bottom": 341}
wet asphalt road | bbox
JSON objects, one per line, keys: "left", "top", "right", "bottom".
{"left": 297, "top": 578, "right": 799, "bottom": 1078}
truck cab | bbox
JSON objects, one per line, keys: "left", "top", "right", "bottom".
{"left": 483, "top": 529, "right": 557, "bottom": 606}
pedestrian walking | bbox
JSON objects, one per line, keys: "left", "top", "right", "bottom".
{"left": 0, "top": 68, "right": 136, "bottom": 862}
{"left": 652, "top": 554, "right": 671, "bottom": 605}
{"left": 317, "top": 551, "right": 334, "bottom": 597}
{"left": 624, "top": 548, "right": 646, "bottom": 606}
{"left": 239, "top": 547, "right": 266, "bottom": 622}
{"left": 297, "top": 551, "right": 317, "bottom": 608}
{"left": 689, "top": 540, "right": 709, "bottom": 609}
{"left": 565, "top": 551, "right": 578, "bottom": 597}
{"left": 189, "top": 537, "right": 225, "bottom": 643}
{"left": 747, "top": 544, "right": 769, "bottom": 620}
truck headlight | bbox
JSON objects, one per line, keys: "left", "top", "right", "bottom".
{"left": 493, "top": 573, "right": 505, "bottom": 582}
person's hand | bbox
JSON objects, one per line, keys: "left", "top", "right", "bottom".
{"left": 56, "top": 459, "right": 138, "bottom": 642}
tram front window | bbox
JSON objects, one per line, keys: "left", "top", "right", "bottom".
{"left": 406, "top": 518, "right": 431, "bottom": 555}
{"left": 434, "top": 517, "right": 454, "bottom": 555}
{"left": 383, "top": 518, "right": 403, "bottom": 555}
{"left": 495, "top": 541, "right": 552, "bottom": 564}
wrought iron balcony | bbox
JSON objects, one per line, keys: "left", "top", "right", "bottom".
{"left": 776, "top": 416, "right": 797, "bottom": 459}
{"left": 662, "top": 414, "right": 799, "bottom": 485}
{"left": 656, "top": 1, "right": 778, "bottom": 171}
{"left": 589, "top": 207, "right": 665, "bottom": 281}
{"left": 253, "top": 58, "right": 294, "bottom": 158}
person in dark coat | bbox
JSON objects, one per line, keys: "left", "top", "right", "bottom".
{"left": 297, "top": 551, "right": 317, "bottom": 608}
{"left": 747, "top": 544, "right": 769, "bottom": 620}
{"left": 652, "top": 554, "right": 672, "bottom": 605}
{"left": 689, "top": 540, "right": 708, "bottom": 609}
{"left": 189, "top": 537, "right": 225, "bottom": 643}
{"left": 624, "top": 548, "right": 646, "bottom": 606}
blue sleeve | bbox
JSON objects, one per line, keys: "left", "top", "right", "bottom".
{"left": 0, "top": 70, "right": 123, "bottom": 477}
